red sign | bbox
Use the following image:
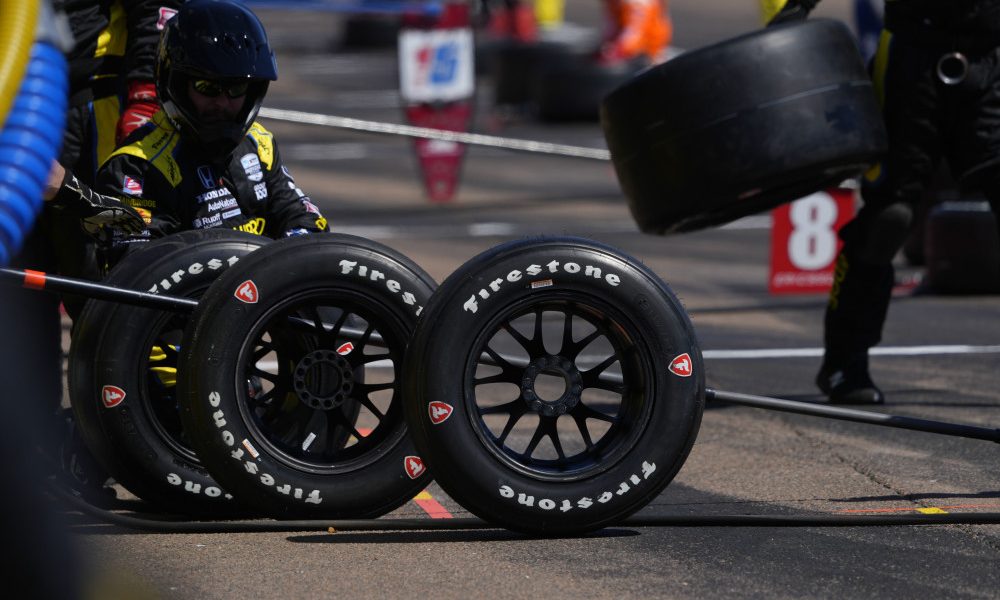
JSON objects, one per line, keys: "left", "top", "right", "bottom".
{"left": 769, "top": 188, "right": 856, "bottom": 294}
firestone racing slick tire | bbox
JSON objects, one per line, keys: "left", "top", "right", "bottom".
{"left": 403, "top": 237, "right": 704, "bottom": 535}
{"left": 179, "top": 233, "right": 437, "bottom": 518}
{"left": 68, "top": 229, "right": 269, "bottom": 515}
{"left": 601, "top": 18, "right": 887, "bottom": 234}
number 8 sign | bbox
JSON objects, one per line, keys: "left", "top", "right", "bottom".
{"left": 769, "top": 188, "right": 856, "bottom": 294}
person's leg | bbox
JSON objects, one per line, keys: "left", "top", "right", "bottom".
{"left": 818, "top": 33, "right": 941, "bottom": 403}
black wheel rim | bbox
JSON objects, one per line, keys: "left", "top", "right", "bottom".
{"left": 144, "top": 311, "right": 201, "bottom": 464}
{"left": 235, "top": 290, "right": 408, "bottom": 475}
{"left": 465, "top": 293, "right": 654, "bottom": 482}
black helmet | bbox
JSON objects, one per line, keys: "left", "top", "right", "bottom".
{"left": 155, "top": 0, "right": 277, "bottom": 157}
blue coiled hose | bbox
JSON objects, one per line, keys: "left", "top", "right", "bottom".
{"left": 0, "top": 41, "right": 68, "bottom": 266}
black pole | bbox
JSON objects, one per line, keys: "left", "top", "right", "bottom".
{"left": 708, "top": 388, "right": 1000, "bottom": 443}
{"left": 0, "top": 267, "right": 198, "bottom": 313}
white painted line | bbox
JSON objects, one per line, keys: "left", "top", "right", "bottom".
{"left": 704, "top": 345, "right": 1000, "bottom": 360}
{"left": 256, "top": 345, "right": 1000, "bottom": 375}
{"left": 333, "top": 216, "right": 767, "bottom": 240}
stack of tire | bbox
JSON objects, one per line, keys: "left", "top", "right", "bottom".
{"left": 68, "top": 230, "right": 437, "bottom": 519}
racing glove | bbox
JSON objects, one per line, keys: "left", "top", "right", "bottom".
{"left": 768, "top": 0, "right": 820, "bottom": 26}
{"left": 116, "top": 80, "right": 159, "bottom": 145}
{"left": 59, "top": 174, "right": 147, "bottom": 236}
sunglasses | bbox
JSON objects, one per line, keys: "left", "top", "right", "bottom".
{"left": 192, "top": 79, "right": 250, "bottom": 99}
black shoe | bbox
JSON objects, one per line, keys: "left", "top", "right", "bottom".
{"left": 815, "top": 360, "right": 884, "bottom": 405}
{"left": 55, "top": 410, "right": 118, "bottom": 508}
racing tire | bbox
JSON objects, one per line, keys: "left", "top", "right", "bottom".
{"left": 601, "top": 18, "right": 887, "bottom": 234}
{"left": 535, "top": 58, "right": 641, "bottom": 122}
{"left": 68, "top": 229, "right": 270, "bottom": 515}
{"left": 339, "top": 14, "right": 400, "bottom": 50}
{"left": 492, "top": 39, "right": 592, "bottom": 107}
{"left": 179, "top": 233, "right": 437, "bottom": 518}
{"left": 923, "top": 200, "right": 1000, "bottom": 294}
{"left": 403, "top": 237, "right": 704, "bottom": 535}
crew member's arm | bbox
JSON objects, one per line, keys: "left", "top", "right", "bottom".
{"left": 116, "top": 1, "right": 183, "bottom": 144}
{"left": 93, "top": 152, "right": 182, "bottom": 239}
{"left": 44, "top": 160, "right": 147, "bottom": 236}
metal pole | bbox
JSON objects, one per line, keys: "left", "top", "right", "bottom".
{"left": 0, "top": 267, "right": 198, "bottom": 313}
{"left": 708, "top": 388, "right": 1000, "bottom": 443}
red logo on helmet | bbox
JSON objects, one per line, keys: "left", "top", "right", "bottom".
{"left": 102, "top": 385, "right": 126, "bottom": 408}
{"left": 428, "top": 401, "right": 453, "bottom": 425}
{"left": 668, "top": 353, "right": 693, "bottom": 377}
{"left": 234, "top": 280, "right": 258, "bottom": 304}
{"left": 404, "top": 455, "right": 426, "bottom": 479}
{"left": 336, "top": 342, "right": 354, "bottom": 356}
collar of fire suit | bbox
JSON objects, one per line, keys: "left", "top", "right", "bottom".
{"left": 107, "top": 111, "right": 183, "bottom": 186}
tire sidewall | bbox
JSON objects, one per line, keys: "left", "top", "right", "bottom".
{"left": 181, "top": 234, "right": 437, "bottom": 518}
{"left": 69, "top": 229, "right": 270, "bottom": 514}
{"left": 405, "top": 237, "right": 704, "bottom": 534}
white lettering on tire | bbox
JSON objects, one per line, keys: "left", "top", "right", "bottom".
{"left": 207, "top": 390, "right": 323, "bottom": 506}
{"left": 462, "top": 258, "right": 621, "bottom": 314}
{"left": 495, "top": 461, "right": 656, "bottom": 513}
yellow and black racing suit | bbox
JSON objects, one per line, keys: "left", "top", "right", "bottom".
{"left": 823, "top": 0, "right": 1000, "bottom": 372}
{"left": 10, "top": 1, "right": 182, "bottom": 420}
{"left": 26, "top": 1, "right": 182, "bottom": 305}
{"left": 89, "top": 111, "right": 328, "bottom": 258}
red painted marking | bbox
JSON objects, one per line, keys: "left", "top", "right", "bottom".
{"left": 23, "top": 269, "right": 46, "bottom": 290}
{"left": 413, "top": 490, "right": 453, "bottom": 519}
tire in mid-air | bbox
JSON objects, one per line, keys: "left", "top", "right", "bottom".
{"left": 69, "top": 229, "right": 270, "bottom": 515}
{"left": 403, "top": 237, "right": 704, "bottom": 535}
{"left": 179, "top": 233, "right": 437, "bottom": 518}
{"left": 601, "top": 18, "right": 887, "bottom": 234}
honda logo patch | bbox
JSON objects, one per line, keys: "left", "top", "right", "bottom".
{"left": 668, "top": 353, "right": 693, "bottom": 377}
{"left": 234, "top": 280, "right": 259, "bottom": 304}
{"left": 102, "top": 385, "right": 126, "bottom": 408}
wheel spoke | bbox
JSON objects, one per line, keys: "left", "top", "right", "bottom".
{"left": 574, "top": 402, "right": 617, "bottom": 424}
{"left": 571, "top": 412, "right": 596, "bottom": 450}
{"left": 479, "top": 398, "right": 522, "bottom": 416}
{"left": 495, "top": 403, "right": 528, "bottom": 445}
{"left": 358, "top": 352, "right": 391, "bottom": 366}
{"left": 356, "top": 381, "right": 394, "bottom": 395}
{"left": 353, "top": 392, "right": 387, "bottom": 420}
{"left": 522, "top": 420, "right": 548, "bottom": 458}
{"left": 262, "top": 402, "right": 312, "bottom": 443}
{"left": 565, "top": 328, "right": 602, "bottom": 362}
{"left": 560, "top": 310, "right": 575, "bottom": 356}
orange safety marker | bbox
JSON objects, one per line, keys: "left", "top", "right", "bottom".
{"left": 23, "top": 269, "right": 46, "bottom": 290}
